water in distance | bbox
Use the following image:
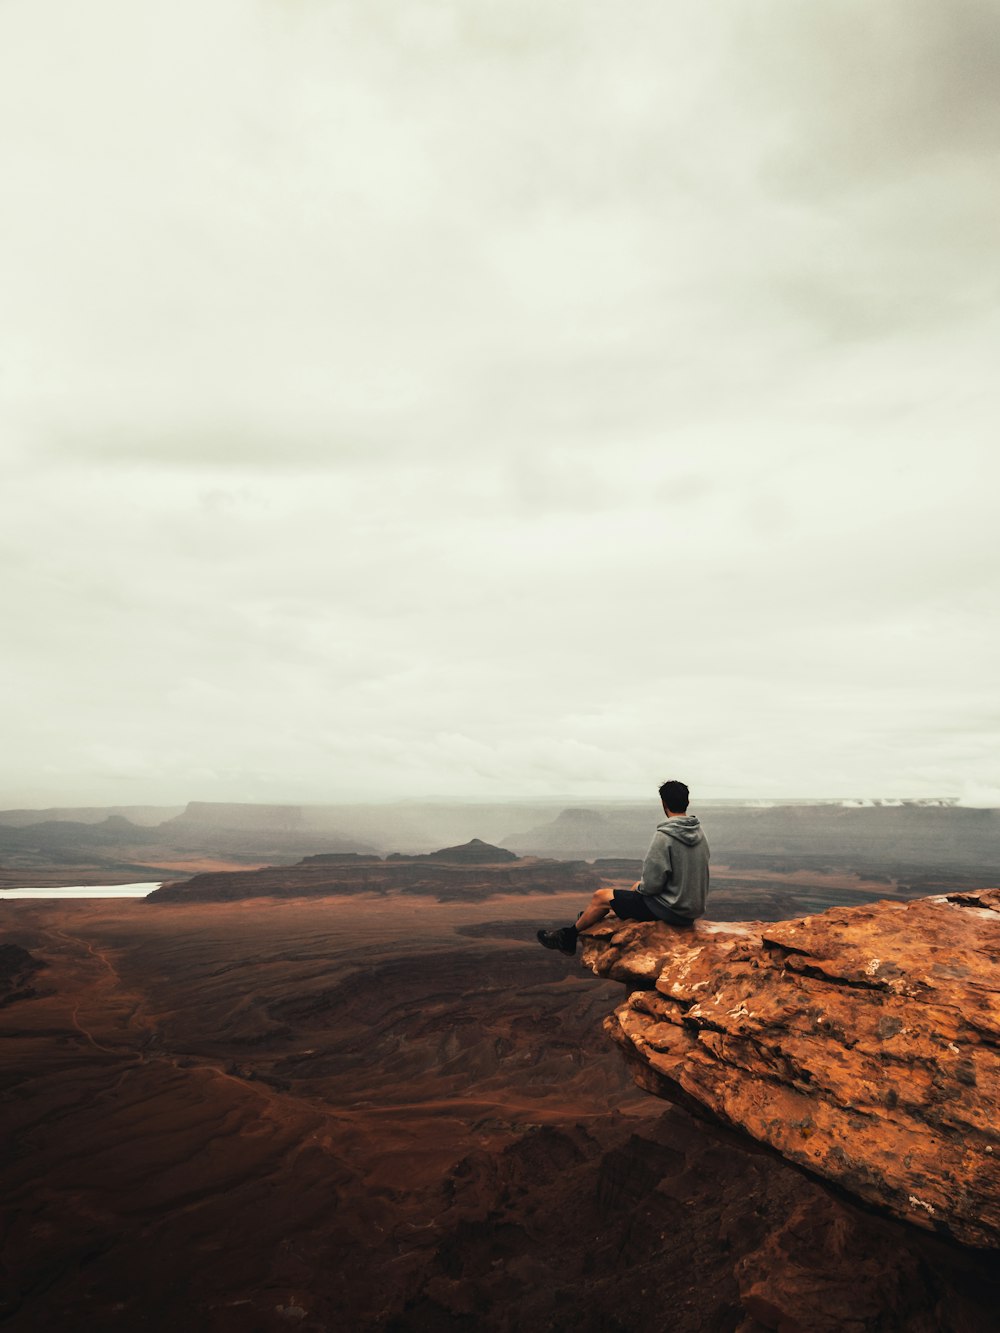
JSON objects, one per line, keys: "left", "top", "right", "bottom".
{"left": 0, "top": 883, "right": 161, "bottom": 899}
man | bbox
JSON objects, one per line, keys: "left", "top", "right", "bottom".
{"left": 537, "top": 779, "right": 710, "bottom": 957}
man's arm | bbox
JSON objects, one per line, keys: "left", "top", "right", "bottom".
{"left": 634, "top": 832, "right": 671, "bottom": 895}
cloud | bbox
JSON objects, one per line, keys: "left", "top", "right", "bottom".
{"left": 0, "top": 1, "right": 998, "bottom": 805}
{"left": 958, "top": 782, "right": 1000, "bottom": 809}
{"left": 741, "top": 0, "right": 1000, "bottom": 187}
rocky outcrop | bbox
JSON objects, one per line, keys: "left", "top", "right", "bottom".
{"left": 0, "top": 941, "right": 44, "bottom": 1006}
{"left": 387, "top": 838, "right": 520, "bottom": 864}
{"left": 581, "top": 889, "right": 1000, "bottom": 1249}
{"left": 150, "top": 853, "right": 599, "bottom": 903}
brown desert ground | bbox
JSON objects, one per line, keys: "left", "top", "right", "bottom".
{"left": 2, "top": 889, "right": 999, "bottom": 1332}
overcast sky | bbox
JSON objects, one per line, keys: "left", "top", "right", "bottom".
{"left": 2, "top": 0, "right": 998, "bottom": 808}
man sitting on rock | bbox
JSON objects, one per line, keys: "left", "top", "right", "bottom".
{"left": 537, "top": 779, "right": 710, "bottom": 956}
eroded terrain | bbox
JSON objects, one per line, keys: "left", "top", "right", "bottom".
{"left": 2, "top": 891, "right": 998, "bottom": 1331}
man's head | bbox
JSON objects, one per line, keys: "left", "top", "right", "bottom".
{"left": 658, "top": 779, "right": 690, "bottom": 815}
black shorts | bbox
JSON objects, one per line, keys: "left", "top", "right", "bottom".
{"left": 611, "top": 889, "right": 695, "bottom": 928}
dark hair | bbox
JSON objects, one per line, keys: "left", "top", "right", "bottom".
{"left": 658, "top": 779, "right": 689, "bottom": 812}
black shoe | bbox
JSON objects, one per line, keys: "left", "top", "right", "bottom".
{"left": 537, "top": 927, "right": 577, "bottom": 956}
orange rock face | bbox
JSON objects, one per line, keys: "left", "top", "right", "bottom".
{"left": 581, "top": 889, "right": 1000, "bottom": 1249}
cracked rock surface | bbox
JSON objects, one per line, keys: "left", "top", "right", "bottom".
{"left": 581, "top": 888, "right": 1000, "bottom": 1249}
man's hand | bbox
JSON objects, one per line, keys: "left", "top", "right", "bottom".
{"left": 632, "top": 880, "right": 642, "bottom": 892}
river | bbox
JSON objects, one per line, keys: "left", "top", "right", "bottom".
{"left": 0, "top": 882, "right": 162, "bottom": 899}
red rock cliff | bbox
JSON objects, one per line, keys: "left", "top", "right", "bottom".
{"left": 581, "top": 888, "right": 1000, "bottom": 1249}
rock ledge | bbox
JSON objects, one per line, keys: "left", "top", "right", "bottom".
{"left": 581, "top": 888, "right": 1000, "bottom": 1249}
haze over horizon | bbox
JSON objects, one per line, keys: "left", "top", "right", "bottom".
{"left": 3, "top": 1, "right": 998, "bottom": 810}
{"left": 0, "top": 792, "right": 983, "bottom": 817}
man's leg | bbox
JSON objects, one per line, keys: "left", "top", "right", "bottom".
{"left": 538, "top": 887, "right": 615, "bottom": 955}
{"left": 573, "top": 886, "right": 615, "bottom": 934}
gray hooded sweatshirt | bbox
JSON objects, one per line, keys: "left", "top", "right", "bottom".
{"left": 637, "top": 814, "right": 710, "bottom": 922}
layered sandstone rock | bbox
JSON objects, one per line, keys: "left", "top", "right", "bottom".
{"left": 581, "top": 888, "right": 1000, "bottom": 1249}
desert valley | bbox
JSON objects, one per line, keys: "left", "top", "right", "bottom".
{"left": 2, "top": 802, "right": 999, "bottom": 1331}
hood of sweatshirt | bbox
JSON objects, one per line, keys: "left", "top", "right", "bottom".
{"left": 657, "top": 814, "right": 704, "bottom": 846}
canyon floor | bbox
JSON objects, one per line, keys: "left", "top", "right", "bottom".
{"left": 2, "top": 890, "right": 998, "bottom": 1332}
